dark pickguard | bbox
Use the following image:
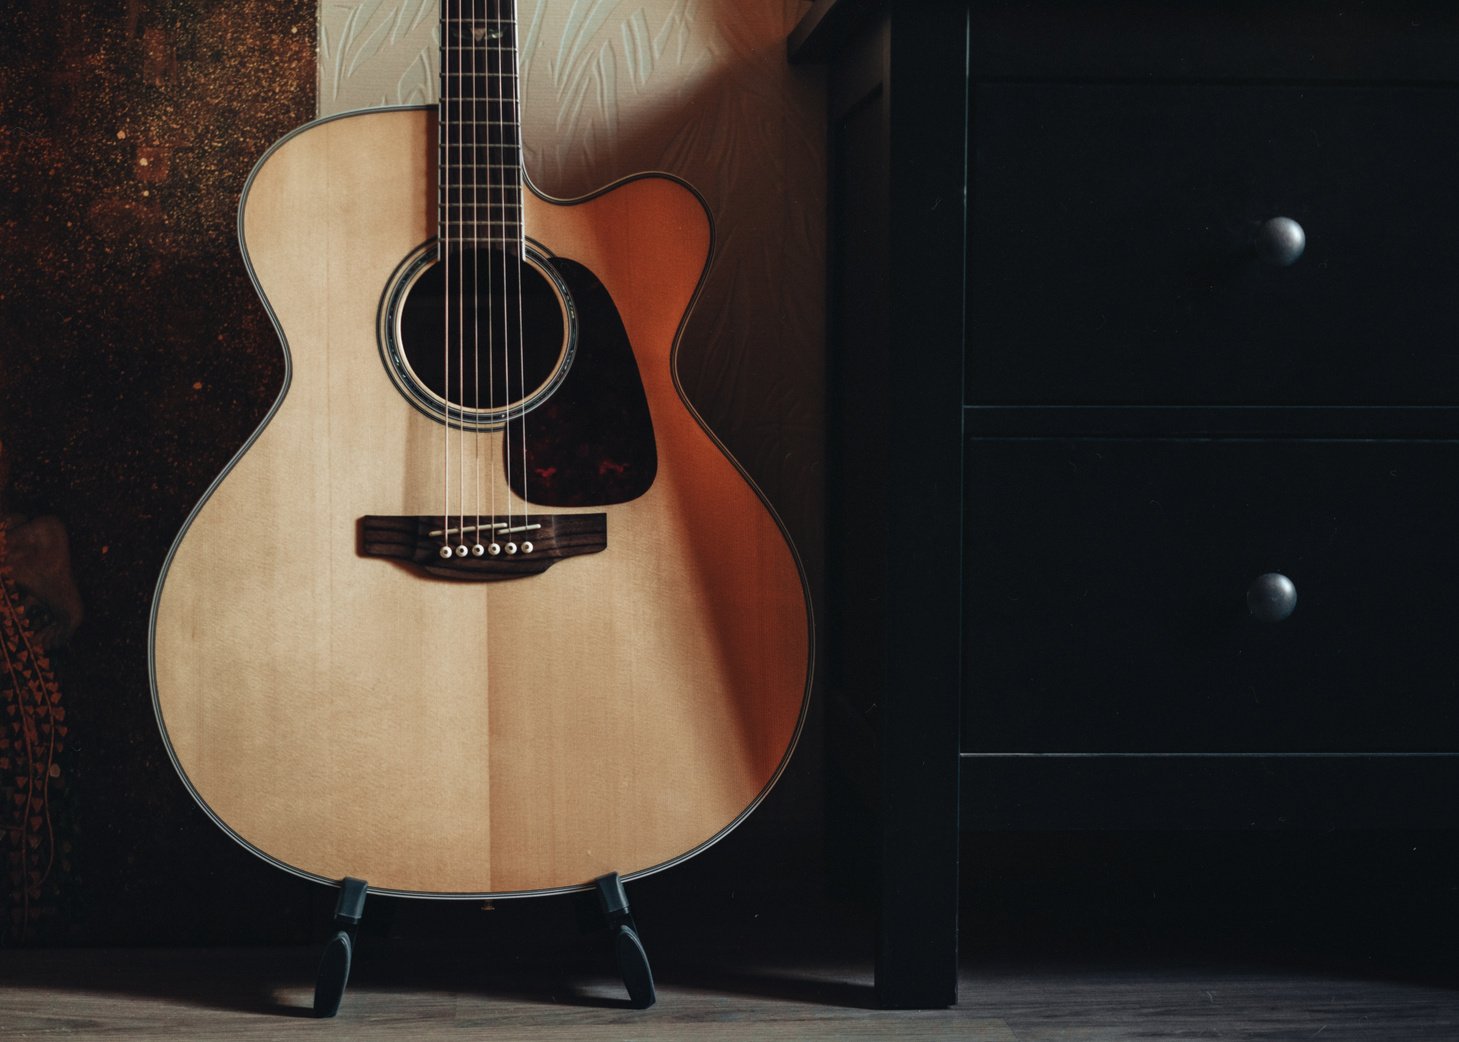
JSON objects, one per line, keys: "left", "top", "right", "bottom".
{"left": 506, "top": 257, "right": 656, "bottom": 506}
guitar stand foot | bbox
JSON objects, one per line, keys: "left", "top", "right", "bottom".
{"left": 594, "top": 872, "right": 656, "bottom": 1009}
{"left": 313, "top": 876, "right": 367, "bottom": 1018}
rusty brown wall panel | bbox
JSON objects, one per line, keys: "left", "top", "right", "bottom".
{"left": 0, "top": 0, "right": 317, "bottom": 943}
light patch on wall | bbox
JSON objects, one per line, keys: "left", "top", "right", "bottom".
{"left": 319, "top": 0, "right": 438, "bottom": 109}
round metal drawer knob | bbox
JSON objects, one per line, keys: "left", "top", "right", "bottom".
{"left": 1256, "top": 217, "right": 1306, "bottom": 266}
{"left": 1247, "top": 572, "right": 1298, "bottom": 623}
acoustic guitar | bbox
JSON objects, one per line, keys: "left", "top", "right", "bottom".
{"left": 149, "top": 0, "right": 811, "bottom": 902}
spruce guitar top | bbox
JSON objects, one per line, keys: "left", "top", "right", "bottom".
{"left": 149, "top": 0, "right": 811, "bottom": 898}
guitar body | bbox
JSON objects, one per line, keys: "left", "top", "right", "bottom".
{"left": 150, "top": 108, "right": 811, "bottom": 897}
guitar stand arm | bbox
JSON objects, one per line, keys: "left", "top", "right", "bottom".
{"left": 313, "top": 876, "right": 367, "bottom": 1018}
{"left": 595, "top": 872, "right": 656, "bottom": 1009}
{"left": 310, "top": 873, "right": 652, "bottom": 1016}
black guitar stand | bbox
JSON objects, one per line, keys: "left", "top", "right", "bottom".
{"left": 309, "top": 871, "right": 655, "bottom": 1017}
{"left": 312, "top": 876, "right": 367, "bottom": 1018}
{"left": 593, "top": 871, "right": 657, "bottom": 1009}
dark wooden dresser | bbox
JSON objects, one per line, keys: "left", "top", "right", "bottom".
{"left": 793, "top": 0, "right": 1459, "bottom": 1009}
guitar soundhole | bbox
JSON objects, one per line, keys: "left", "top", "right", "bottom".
{"left": 383, "top": 244, "right": 576, "bottom": 428}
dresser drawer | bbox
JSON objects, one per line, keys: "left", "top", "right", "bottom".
{"left": 963, "top": 438, "right": 1459, "bottom": 752}
{"left": 967, "top": 83, "right": 1459, "bottom": 406}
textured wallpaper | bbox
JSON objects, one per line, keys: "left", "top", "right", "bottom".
{"left": 317, "top": 1, "right": 825, "bottom": 591}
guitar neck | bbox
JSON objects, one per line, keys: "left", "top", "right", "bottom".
{"left": 439, "top": 0, "right": 522, "bottom": 253}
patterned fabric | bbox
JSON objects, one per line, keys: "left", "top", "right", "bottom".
{"left": 0, "top": 520, "right": 66, "bottom": 939}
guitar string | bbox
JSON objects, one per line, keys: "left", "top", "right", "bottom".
{"left": 470, "top": 0, "right": 483, "bottom": 555}
{"left": 441, "top": 0, "right": 451, "bottom": 553}
{"left": 442, "top": 2, "right": 521, "bottom": 556}
{"left": 471, "top": 3, "right": 490, "bottom": 707}
{"left": 512, "top": 0, "right": 529, "bottom": 525}
{"left": 495, "top": 0, "right": 515, "bottom": 540}
{"left": 457, "top": 6, "right": 468, "bottom": 556}
{"left": 487, "top": 0, "right": 498, "bottom": 706}
{"left": 485, "top": 2, "right": 499, "bottom": 552}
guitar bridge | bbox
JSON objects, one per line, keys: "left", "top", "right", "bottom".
{"left": 359, "top": 513, "right": 606, "bottom": 581}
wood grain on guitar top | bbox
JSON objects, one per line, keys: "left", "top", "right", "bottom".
{"left": 150, "top": 108, "right": 811, "bottom": 896}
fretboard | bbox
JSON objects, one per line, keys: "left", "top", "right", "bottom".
{"left": 439, "top": 0, "right": 521, "bottom": 252}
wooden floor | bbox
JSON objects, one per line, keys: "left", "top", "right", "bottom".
{"left": 1, "top": 946, "right": 1457, "bottom": 1040}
